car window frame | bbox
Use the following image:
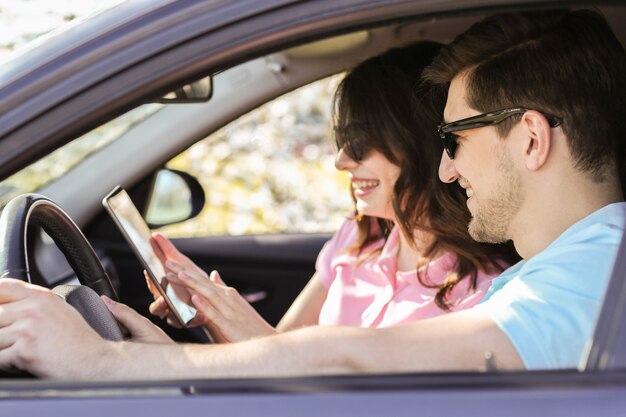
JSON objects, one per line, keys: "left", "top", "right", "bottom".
{"left": 585, "top": 227, "right": 626, "bottom": 370}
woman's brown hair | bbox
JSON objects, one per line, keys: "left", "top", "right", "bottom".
{"left": 333, "top": 41, "right": 519, "bottom": 310}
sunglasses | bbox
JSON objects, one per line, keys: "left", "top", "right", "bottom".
{"left": 334, "top": 124, "right": 372, "bottom": 162}
{"left": 437, "top": 107, "right": 562, "bottom": 159}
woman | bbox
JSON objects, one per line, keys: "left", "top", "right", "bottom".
{"left": 147, "top": 41, "right": 518, "bottom": 342}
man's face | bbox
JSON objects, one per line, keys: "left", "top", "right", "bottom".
{"left": 438, "top": 73, "right": 524, "bottom": 243}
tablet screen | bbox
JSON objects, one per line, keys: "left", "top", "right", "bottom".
{"left": 103, "top": 186, "right": 196, "bottom": 326}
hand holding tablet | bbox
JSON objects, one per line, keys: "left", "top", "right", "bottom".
{"left": 103, "top": 186, "right": 197, "bottom": 327}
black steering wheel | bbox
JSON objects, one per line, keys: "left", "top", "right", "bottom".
{"left": 0, "top": 194, "right": 124, "bottom": 342}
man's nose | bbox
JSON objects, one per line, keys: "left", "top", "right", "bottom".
{"left": 438, "top": 151, "right": 459, "bottom": 183}
{"left": 335, "top": 147, "right": 358, "bottom": 170}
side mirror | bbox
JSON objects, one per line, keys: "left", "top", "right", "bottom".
{"left": 153, "top": 76, "right": 213, "bottom": 103}
{"left": 144, "top": 169, "right": 205, "bottom": 228}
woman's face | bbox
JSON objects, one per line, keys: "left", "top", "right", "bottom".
{"left": 335, "top": 147, "right": 401, "bottom": 221}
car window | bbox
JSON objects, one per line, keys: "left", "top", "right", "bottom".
{"left": 0, "top": 104, "right": 163, "bottom": 209}
{"left": 157, "top": 75, "right": 353, "bottom": 237}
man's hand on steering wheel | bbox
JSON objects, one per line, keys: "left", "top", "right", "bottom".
{"left": 0, "top": 279, "right": 113, "bottom": 378}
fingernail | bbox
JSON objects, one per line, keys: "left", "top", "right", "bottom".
{"left": 101, "top": 295, "right": 114, "bottom": 306}
{"left": 166, "top": 272, "right": 176, "bottom": 281}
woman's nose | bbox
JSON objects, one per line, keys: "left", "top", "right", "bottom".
{"left": 438, "top": 151, "right": 459, "bottom": 183}
{"left": 335, "top": 147, "right": 358, "bottom": 170}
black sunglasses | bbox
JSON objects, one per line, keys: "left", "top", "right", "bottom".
{"left": 437, "top": 107, "right": 562, "bottom": 159}
{"left": 334, "top": 124, "right": 372, "bottom": 162}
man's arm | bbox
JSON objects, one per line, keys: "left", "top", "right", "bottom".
{"left": 0, "top": 279, "right": 523, "bottom": 380}
{"left": 98, "top": 309, "right": 523, "bottom": 380}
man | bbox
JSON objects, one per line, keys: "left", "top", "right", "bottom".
{"left": 426, "top": 9, "right": 626, "bottom": 369}
{"left": 0, "top": 9, "right": 624, "bottom": 379}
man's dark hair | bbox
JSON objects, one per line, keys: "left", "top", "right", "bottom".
{"left": 423, "top": 9, "right": 626, "bottom": 183}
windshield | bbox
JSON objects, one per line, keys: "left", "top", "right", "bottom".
{"left": 0, "top": 104, "right": 163, "bottom": 209}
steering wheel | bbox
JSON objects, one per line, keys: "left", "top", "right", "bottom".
{"left": 0, "top": 193, "right": 124, "bottom": 341}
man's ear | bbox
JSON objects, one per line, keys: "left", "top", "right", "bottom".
{"left": 521, "top": 110, "right": 552, "bottom": 171}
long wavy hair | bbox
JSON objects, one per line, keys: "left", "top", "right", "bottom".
{"left": 333, "top": 41, "right": 519, "bottom": 310}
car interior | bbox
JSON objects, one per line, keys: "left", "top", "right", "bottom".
{"left": 7, "top": 13, "right": 494, "bottom": 343}
{"left": 1, "top": 2, "right": 626, "bottom": 373}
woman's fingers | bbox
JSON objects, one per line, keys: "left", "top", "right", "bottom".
{"left": 158, "top": 271, "right": 277, "bottom": 343}
{"left": 166, "top": 270, "right": 250, "bottom": 333}
{"left": 209, "top": 270, "right": 225, "bottom": 285}
{"left": 171, "top": 271, "right": 221, "bottom": 304}
{"left": 168, "top": 270, "right": 204, "bottom": 289}
{"left": 148, "top": 233, "right": 168, "bottom": 265}
{"left": 188, "top": 312, "right": 207, "bottom": 327}
{"left": 164, "top": 260, "right": 184, "bottom": 274}
{"left": 144, "top": 271, "right": 161, "bottom": 299}
{"left": 151, "top": 233, "right": 179, "bottom": 257}
{"left": 190, "top": 294, "right": 219, "bottom": 322}
{"left": 143, "top": 234, "right": 212, "bottom": 330}
{"left": 164, "top": 259, "right": 209, "bottom": 282}
{"left": 149, "top": 233, "right": 210, "bottom": 282}
{"left": 148, "top": 298, "right": 184, "bottom": 329}
{"left": 148, "top": 297, "right": 169, "bottom": 318}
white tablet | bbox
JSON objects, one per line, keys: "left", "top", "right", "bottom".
{"left": 103, "top": 186, "right": 196, "bottom": 327}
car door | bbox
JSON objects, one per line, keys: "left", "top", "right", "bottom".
{"left": 2, "top": 0, "right": 626, "bottom": 414}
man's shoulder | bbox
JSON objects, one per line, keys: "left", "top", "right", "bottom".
{"left": 525, "top": 202, "right": 626, "bottom": 262}
{"left": 551, "top": 202, "right": 626, "bottom": 246}
{"left": 474, "top": 203, "right": 626, "bottom": 370}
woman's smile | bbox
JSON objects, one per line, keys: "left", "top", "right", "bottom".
{"left": 352, "top": 178, "right": 380, "bottom": 197}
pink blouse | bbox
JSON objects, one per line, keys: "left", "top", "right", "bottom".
{"left": 316, "top": 220, "right": 499, "bottom": 328}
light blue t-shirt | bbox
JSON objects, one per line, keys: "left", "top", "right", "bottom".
{"left": 473, "top": 202, "right": 626, "bottom": 370}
